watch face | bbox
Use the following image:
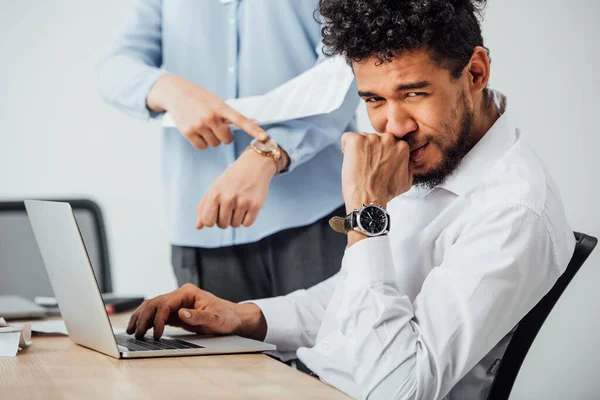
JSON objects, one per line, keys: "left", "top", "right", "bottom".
{"left": 357, "top": 205, "right": 388, "bottom": 236}
{"left": 252, "top": 138, "right": 277, "bottom": 153}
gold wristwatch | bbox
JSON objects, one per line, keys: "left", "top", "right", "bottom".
{"left": 247, "top": 138, "right": 288, "bottom": 174}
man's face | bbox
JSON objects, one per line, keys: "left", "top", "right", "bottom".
{"left": 353, "top": 50, "right": 475, "bottom": 189}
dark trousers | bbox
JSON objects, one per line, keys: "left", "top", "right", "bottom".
{"left": 171, "top": 205, "right": 347, "bottom": 302}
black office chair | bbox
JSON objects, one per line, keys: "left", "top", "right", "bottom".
{"left": 486, "top": 232, "right": 597, "bottom": 400}
{"left": 0, "top": 199, "right": 113, "bottom": 299}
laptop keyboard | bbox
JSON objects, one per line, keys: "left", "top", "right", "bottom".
{"left": 115, "top": 334, "right": 204, "bottom": 352}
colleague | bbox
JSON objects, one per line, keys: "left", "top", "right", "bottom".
{"left": 96, "top": 0, "right": 358, "bottom": 302}
{"left": 126, "top": 0, "right": 575, "bottom": 398}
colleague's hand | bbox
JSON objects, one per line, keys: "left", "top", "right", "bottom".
{"left": 195, "top": 149, "right": 276, "bottom": 230}
{"left": 127, "top": 283, "right": 267, "bottom": 341}
{"left": 147, "top": 74, "right": 267, "bottom": 150}
{"left": 341, "top": 132, "right": 413, "bottom": 213}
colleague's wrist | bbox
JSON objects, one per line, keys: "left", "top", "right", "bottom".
{"left": 235, "top": 303, "right": 267, "bottom": 341}
{"left": 241, "top": 148, "right": 277, "bottom": 178}
{"left": 146, "top": 74, "right": 183, "bottom": 113}
{"left": 276, "top": 148, "right": 290, "bottom": 174}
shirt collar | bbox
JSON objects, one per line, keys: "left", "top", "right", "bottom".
{"left": 436, "top": 90, "right": 517, "bottom": 197}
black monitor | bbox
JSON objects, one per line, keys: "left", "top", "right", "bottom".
{"left": 0, "top": 199, "right": 112, "bottom": 300}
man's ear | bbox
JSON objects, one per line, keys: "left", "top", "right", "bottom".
{"left": 466, "top": 46, "right": 491, "bottom": 94}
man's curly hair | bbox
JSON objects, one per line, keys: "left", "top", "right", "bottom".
{"left": 318, "top": 0, "right": 488, "bottom": 79}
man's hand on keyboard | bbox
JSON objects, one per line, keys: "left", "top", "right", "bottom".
{"left": 127, "top": 283, "right": 267, "bottom": 341}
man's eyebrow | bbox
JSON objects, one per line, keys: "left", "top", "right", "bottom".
{"left": 357, "top": 90, "right": 378, "bottom": 97}
{"left": 358, "top": 81, "right": 432, "bottom": 97}
{"left": 395, "top": 81, "right": 431, "bottom": 91}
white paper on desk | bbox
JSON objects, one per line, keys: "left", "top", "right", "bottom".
{"left": 0, "top": 317, "right": 32, "bottom": 356}
{"left": 162, "top": 56, "right": 354, "bottom": 130}
{"left": 30, "top": 319, "right": 68, "bottom": 335}
{"left": 0, "top": 332, "right": 20, "bottom": 356}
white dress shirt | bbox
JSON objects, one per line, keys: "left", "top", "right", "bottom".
{"left": 251, "top": 91, "right": 575, "bottom": 399}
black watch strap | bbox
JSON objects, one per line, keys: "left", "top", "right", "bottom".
{"left": 343, "top": 212, "right": 356, "bottom": 232}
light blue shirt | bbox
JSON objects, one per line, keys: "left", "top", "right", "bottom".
{"left": 96, "top": 0, "right": 358, "bottom": 248}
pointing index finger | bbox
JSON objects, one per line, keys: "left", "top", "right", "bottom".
{"left": 219, "top": 105, "right": 267, "bottom": 141}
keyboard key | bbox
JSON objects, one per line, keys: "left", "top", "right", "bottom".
{"left": 115, "top": 334, "right": 203, "bottom": 352}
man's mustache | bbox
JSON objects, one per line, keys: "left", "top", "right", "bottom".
{"left": 401, "top": 133, "right": 432, "bottom": 151}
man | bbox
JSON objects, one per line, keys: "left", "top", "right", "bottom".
{"left": 126, "top": 0, "right": 575, "bottom": 398}
{"left": 96, "top": 0, "right": 358, "bottom": 302}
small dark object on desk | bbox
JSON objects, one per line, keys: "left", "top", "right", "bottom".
{"left": 37, "top": 294, "right": 145, "bottom": 316}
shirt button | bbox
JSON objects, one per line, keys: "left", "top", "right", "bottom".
{"left": 229, "top": 18, "right": 235, "bottom": 25}
{"left": 228, "top": 66, "right": 235, "bottom": 74}
{"left": 322, "top": 341, "right": 329, "bottom": 350}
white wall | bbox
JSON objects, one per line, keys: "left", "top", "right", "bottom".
{"left": 1, "top": 1, "right": 599, "bottom": 397}
{"left": 0, "top": 1, "right": 176, "bottom": 297}
{"left": 481, "top": 1, "right": 600, "bottom": 399}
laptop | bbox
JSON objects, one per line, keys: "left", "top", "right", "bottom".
{"left": 24, "top": 200, "right": 275, "bottom": 359}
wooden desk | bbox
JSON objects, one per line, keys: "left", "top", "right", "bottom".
{"left": 0, "top": 314, "right": 349, "bottom": 399}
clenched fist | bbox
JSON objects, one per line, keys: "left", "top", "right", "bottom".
{"left": 341, "top": 132, "right": 413, "bottom": 213}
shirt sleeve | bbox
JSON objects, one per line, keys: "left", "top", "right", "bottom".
{"left": 297, "top": 204, "right": 570, "bottom": 400}
{"left": 248, "top": 273, "right": 340, "bottom": 360}
{"left": 264, "top": 41, "right": 360, "bottom": 172}
{"left": 95, "top": 0, "right": 168, "bottom": 120}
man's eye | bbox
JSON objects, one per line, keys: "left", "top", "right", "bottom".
{"left": 365, "top": 97, "right": 383, "bottom": 103}
{"left": 406, "top": 92, "right": 425, "bottom": 98}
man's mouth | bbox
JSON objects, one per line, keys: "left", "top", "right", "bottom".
{"left": 410, "top": 142, "right": 429, "bottom": 163}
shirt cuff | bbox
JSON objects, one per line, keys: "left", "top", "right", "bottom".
{"left": 341, "top": 236, "right": 396, "bottom": 292}
{"left": 242, "top": 296, "right": 298, "bottom": 347}
{"left": 139, "top": 68, "right": 170, "bottom": 120}
{"left": 265, "top": 122, "right": 306, "bottom": 173}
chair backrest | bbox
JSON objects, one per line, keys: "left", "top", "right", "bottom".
{"left": 486, "top": 232, "right": 597, "bottom": 400}
{"left": 0, "top": 199, "right": 112, "bottom": 300}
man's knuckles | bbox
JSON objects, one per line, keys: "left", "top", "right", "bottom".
{"left": 379, "top": 132, "right": 396, "bottom": 144}
{"left": 181, "top": 283, "right": 197, "bottom": 292}
{"left": 341, "top": 131, "right": 365, "bottom": 151}
{"left": 396, "top": 140, "right": 410, "bottom": 153}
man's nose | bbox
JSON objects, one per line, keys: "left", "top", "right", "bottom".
{"left": 385, "top": 104, "right": 417, "bottom": 140}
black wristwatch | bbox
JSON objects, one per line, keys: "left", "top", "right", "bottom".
{"left": 329, "top": 203, "right": 390, "bottom": 237}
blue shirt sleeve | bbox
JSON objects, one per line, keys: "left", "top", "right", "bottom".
{"left": 95, "top": 0, "right": 168, "bottom": 120}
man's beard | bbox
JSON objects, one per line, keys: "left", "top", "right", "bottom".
{"left": 410, "top": 94, "right": 474, "bottom": 190}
